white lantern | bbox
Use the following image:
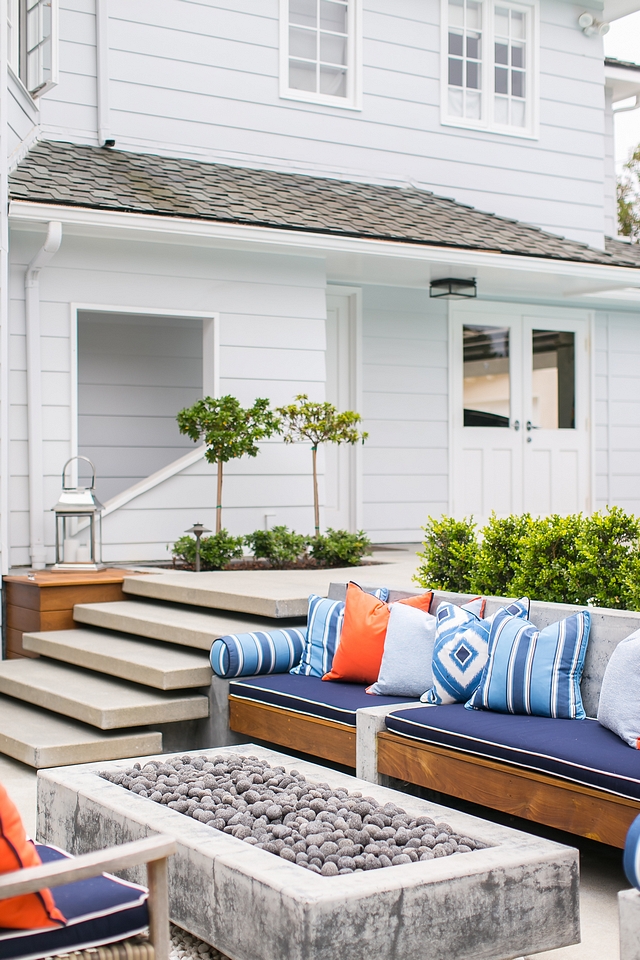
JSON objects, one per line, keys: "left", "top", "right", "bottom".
{"left": 51, "top": 456, "right": 104, "bottom": 570}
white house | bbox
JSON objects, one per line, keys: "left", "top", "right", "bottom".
{"left": 3, "top": 0, "right": 640, "bottom": 569}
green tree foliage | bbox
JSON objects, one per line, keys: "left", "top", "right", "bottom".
{"left": 244, "top": 526, "right": 309, "bottom": 567}
{"left": 473, "top": 512, "right": 532, "bottom": 596}
{"left": 570, "top": 506, "right": 640, "bottom": 609}
{"left": 618, "top": 145, "right": 640, "bottom": 240}
{"left": 310, "top": 528, "right": 372, "bottom": 567}
{"left": 414, "top": 515, "right": 479, "bottom": 593}
{"left": 172, "top": 530, "right": 243, "bottom": 570}
{"left": 509, "top": 513, "right": 584, "bottom": 604}
{"left": 177, "top": 395, "right": 280, "bottom": 532}
{"left": 276, "top": 394, "right": 368, "bottom": 536}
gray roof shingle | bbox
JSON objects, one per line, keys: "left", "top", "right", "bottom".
{"left": 9, "top": 139, "right": 640, "bottom": 268}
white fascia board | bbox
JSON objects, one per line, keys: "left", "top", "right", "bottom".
{"left": 603, "top": 0, "right": 640, "bottom": 20}
{"left": 9, "top": 199, "right": 640, "bottom": 287}
{"left": 605, "top": 63, "right": 640, "bottom": 101}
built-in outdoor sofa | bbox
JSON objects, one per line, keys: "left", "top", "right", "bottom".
{"left": 222, "top": 584, "right": 640, "bottom": 848}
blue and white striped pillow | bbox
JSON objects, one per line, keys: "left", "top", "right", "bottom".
{"left": 210, "top": 628, "right": 306, "bottom": 678}
{"left": 291, "top": 587, "right": 389, "bottom": 678}
{"left": 465, "top": 608, "right": 591, "bottom": 719}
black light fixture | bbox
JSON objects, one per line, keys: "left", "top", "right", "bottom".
{"left": 429, "top": 277, "right": 477, "bottom": 299}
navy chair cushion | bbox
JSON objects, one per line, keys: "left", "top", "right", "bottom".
{"left": 0, "top": 845, "right": 148, "bottom": 960}
{"left": 230, "top": 674, "right": 415, "bottom": 726}
{"left": 385, "top": 703, "right": 640, "bottom": 801}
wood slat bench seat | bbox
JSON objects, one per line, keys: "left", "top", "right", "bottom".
{"left": 377, "top": 730, "right": 639, "bottom": 848}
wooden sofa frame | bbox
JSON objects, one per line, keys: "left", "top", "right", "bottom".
{"left": 228, "top": 585, "right": 640, "bottom": 848}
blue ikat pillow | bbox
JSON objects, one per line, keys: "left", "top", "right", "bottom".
{"left": 291, "top": 586, "right": 389, "bottom": 678}
{"left": 421, "top": 598, "right": 530, "bottom": 705}
{"left": 465, "top": 607, "right": 591, "bottom": 719}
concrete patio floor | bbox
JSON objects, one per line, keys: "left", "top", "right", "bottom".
{"left": 1, "top": 545, "right": 628, "bottom": 959}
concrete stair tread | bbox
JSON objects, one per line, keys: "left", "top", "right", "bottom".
{"left": 22, "top": 628, "right": 212, "bottom": 689}
{"left": 0, "top": 696, "right": 162, "bottom": 768}
{"left": 0, "top": 659, "right": 209, "bottom": 730}
{"left": 73, "top": 599, "right": 301, "bottom": 650}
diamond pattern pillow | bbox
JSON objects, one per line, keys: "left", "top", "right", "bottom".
{"left": 421, "top": 598, "right": 530, "bottom": 705}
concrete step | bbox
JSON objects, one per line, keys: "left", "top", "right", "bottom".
{"left": 22, "top": 628, "right": 212, "bottom": 690}
{"left": 0, "top": 695, "right": 162, "bottom": 768}
{"left": 0, "top": 659, "right": 209, "bottom": 730}
{"left": 122, "top": 571, "right": 321, "bottom": 618}
{"left": 72, "top": 599, "right": 298, "bottom": 650}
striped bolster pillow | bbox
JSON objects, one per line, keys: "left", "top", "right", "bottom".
{"left": 210, "top": 628, "right": 306, "bottom": 678}
{"left": 625, "top": 814, "right": 640, "bottom": 889}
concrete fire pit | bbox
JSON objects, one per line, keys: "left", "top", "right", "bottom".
{"left": 37, "top": 745, "right": 579, "bottom": 960}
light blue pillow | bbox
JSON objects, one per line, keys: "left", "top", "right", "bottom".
{"left": 598, "top": 629, "right": 640, "bottom": 746}
{"left": 421, "top": 598, "right": 530, "bottom": 705}
{"left": 210, "top": 628, "right": 306, "bottom": 678}
{"left": 291, "top": 587, "right": 389, "bottom": 678}
{"left": 466, "top": 607, "right": 591, "bottom": 719}
{"left": 367, "top": 602, "right": 436, "bottom": 697}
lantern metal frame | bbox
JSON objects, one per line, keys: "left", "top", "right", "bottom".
{"left": 429, "top": 277, "right": 477, "bottom": 299}
{"left": 51, "top": 456, "right": 104, "bottom": 570}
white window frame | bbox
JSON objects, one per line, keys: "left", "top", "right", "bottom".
{"left": 440, "top": 0, "right": 539, "bottom": 139}
{"left": 279, "top": 0, "right": 363, "bottom": 111}
{"left": 7, "top": 0, "right": 59, "bottom": 100}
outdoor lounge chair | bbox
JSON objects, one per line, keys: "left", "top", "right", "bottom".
{"left": 0, "top": 834, "right": 176, "bottom": 960}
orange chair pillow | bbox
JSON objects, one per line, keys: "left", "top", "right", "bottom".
{"left": 0, "top": 782, "right": 66, "bottom": 929}
{"left": 322, "top": 584, "right": 433, "bottom": 685}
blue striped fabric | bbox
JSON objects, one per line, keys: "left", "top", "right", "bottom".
{"left": 210, "top": 628, "right": 306, "bottom": 678}
{"left": 291, "top": 587, "right": 389, "bottom": 678}
{"left": 624, "top": 814, "right": 640, "bottom": 888}
{"left": 466, "top": 608, "right": 591, "bottom": 719}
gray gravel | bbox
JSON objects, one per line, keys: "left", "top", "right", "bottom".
{"left": 101, "top": 754, "right": 484, "bottom": 876}
{"left": 170, "top": 924, "right": 228, "bottom": 960}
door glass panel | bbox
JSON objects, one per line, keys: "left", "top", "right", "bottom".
{"left": 531, "top": 330, "right": 575, "bottom": 429}
{"left": 463, "top": 324, "right": 511, "bottom": 427}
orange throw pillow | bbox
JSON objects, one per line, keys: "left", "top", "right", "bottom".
{"left": 0, "top": 782, "right": 66, "bottom": 930}
{"left": 322, "top": 584, "right": 433, "bottom": 684}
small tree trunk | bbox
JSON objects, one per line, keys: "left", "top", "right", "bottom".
{"left": 311, "top": 445, "right": 320, "bottom": 538}
{"left": 216, "top": 459, "right": 223, "bottom": 534}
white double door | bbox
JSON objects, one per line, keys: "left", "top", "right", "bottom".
{"left": 451, "top": 303, "right": 591, "bottom": 525}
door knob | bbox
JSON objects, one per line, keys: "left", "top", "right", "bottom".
{"left": 513, "top": 420, "right": 520, "bottom": 431}
{"left": 526, "top": 420, "right": 539, "bottom": 431}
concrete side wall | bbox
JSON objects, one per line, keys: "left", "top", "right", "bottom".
{"left": 361, "top": 286, "right": 448, "bottom": 542}
{"left": 32, "top": 0, "right": 607, "bottom": 247}
{"left": 8, "top": 229, "right": 328, "bottom": 565}
{"left": 595, "top": 310, "right": 640, "bottom": 514}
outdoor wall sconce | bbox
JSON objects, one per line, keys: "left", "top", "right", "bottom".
{"left": 578, "top": 12, "right": 609, "bottom": 35}
{"left": 429, "top": 277, "right": 477, "bottom": 299}
{"left": 185, "top": 522, "right": 211, "bottom": 573}
{"left": 52, "top": 456, "right": 104, "bottom": 570}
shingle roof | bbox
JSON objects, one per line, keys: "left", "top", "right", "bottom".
{"left": 9, "top": 139, "right": 640, "bottom": 268}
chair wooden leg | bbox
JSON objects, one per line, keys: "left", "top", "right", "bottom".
{"left": 146, "top": 857, "right": 170, "bottom": 960}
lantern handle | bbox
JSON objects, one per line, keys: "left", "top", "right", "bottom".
{"left": 61, "top": 456, "right": 96, "bottom": 491}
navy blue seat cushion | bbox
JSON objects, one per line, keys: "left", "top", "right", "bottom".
{"left": 230, "top": 673, "right": 416, "bottom": 726}
{"left": 0, "top": 845, "right": 148, "bottom": 960}
{"left": 386, "top": 704, "right": 640, "bottom": 802}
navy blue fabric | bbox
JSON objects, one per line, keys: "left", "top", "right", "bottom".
{"left": 386, "top": 703, "right": 640, "bottom": 801}
{"left": 230, "top": 673, "right": 416, "bottom": 725}
{"left": 0, "top": 846, "right": 148, "bottom": 960}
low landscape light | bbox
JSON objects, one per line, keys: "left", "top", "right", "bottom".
{"left": 429, "top": 277, "right": 477, "bottom": 299}
{"left": 185, "top": 522, "right": 211, "bottom": 573}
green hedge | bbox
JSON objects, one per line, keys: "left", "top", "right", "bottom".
{"left": 414, "top": 507, "right": 640, "bottom": 610}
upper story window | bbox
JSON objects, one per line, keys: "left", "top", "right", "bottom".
{"left": 443, "top": 0, "right": 537, "bottom": 137}
{"left": 280, "top": 0, "right": 362, "bottom": 109}
{"left": 7, "top": 0, "right": 59, "bottom": 99}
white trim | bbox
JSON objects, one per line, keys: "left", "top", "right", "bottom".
{"left": 100, "top": 446, "right": 207, "bottom": 518}
{"left": 96, "top": 0, "right": 110, "bottom": 145}
{"left": 0, "top": 0, "right": 9, "bottom": 577}
{"left": 588, "top": 309, "right": 596, "bottom": 514}
{"left": 447, "top": 300, "right": 455, "bottom": 514}
{"left": 279, "top": 0, "right": 362, "bottom": 111}
{"left": 440, "top": 0, "right": 539, "bottom": 139}
{"left": 327, "top": 283, "right": 363, "bottom": 530}
{"left": 69, "top": 304, "right": 219, "bottom": 517}
{"left": 11, "top": 201, "right": 640, "bottom": 285}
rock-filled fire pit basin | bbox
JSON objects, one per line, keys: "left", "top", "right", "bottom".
{"left": 37, "top": 744, "right": 579, "bottom": 960}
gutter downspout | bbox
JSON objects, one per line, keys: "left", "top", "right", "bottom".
{"left": 25, "top": 221, "right": 62, "bottom": 569}
{"left": 0, "top": 0, "right": 9, "bottom": 577}
{"left": 96, "top": 0, "right": 111, "bottom": 146}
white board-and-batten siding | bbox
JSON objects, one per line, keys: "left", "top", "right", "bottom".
{"left": 32, "top": 0, "right": 607, "bottom": 248}
{"left": 595, "top": 311, "right": 640, "bottom": 516}
{"left": 8, "top": 228, "right": 329, "bottom": 564}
